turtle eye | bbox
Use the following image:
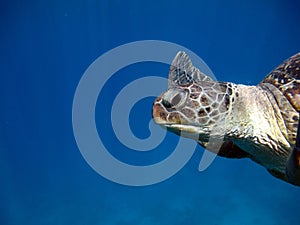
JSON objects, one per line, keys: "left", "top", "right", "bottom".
{"left": 162, "top": 89, "right": 188, "bottom": 109}
{"left": 171, "top": 92, "right": 186, "bottom": 107}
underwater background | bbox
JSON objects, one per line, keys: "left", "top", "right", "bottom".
{"left": 1, "top": 0, "right": 300, "bottom": 224}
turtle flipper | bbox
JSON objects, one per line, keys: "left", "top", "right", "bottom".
{"left": 217, "top": 141, "right": 249, "bottom": 159}
{"left": 286, "top": 114, "right": 300, "bottom": 186}
{"left": 168, "top": 51, "right": 214, "bottom": 88}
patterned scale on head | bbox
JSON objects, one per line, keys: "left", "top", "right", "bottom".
{"left": 153, "top": 52, "right": 237, "bottom": 145}
{"left": 152, "top": 51, "right": 300, "bottom": 186}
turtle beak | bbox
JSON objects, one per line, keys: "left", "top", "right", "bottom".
{"left": 152, "top": 97, "right": 168, "bottom": 125}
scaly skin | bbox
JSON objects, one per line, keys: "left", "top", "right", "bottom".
{"left": 152, "top": 51, "right": 300, "bottom": 185}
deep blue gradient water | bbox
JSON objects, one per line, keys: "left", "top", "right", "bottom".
{"left": 1, "top": 1, "right": 300, "bottom": 224}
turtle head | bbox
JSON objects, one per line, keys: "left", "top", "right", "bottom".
{"left": 152, "top": 52, "right": 234, "bottom": 145}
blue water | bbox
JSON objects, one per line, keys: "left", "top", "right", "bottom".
{"left": 1, "top": 0, "right": 300, "bottom": 224}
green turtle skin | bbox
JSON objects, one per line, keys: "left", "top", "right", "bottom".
{"left": 286, "top": 116, "right": 300, "bottom": 186}
{"left": 152, "top": 51, "right": 300, "bottom": 186}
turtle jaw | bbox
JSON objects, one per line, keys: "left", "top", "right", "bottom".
{"left": 163, "top": 123, "right": 208, "bottom": 134}
{"left": 152, "top": 97, "right": 210, "bottom": 138}
{"left": 152, "top": 105, "right": 209, "bottom": 140}
{"left": 153, "top": 119, "right": 208, "bottom": 140}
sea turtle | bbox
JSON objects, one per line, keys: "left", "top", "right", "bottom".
{"left": 152, "top": 51, "right": 300, "bottom": 186}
